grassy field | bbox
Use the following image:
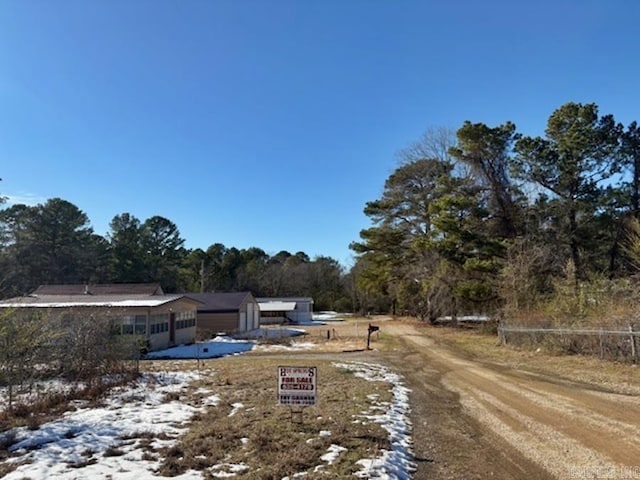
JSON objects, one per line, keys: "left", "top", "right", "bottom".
{"left": 138, "top": 356, "right": 397, "bottom": 479}
{"left": 1, "top": 347, "right": 405, "bottom": 479}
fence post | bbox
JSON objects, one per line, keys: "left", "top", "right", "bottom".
{"left": 630, "top": 324, "right": 637, "bottom": 364}
{"left": 498, "top": 321, "right": 506, "bottom": 346}
{"left": 599, "top": 327, "right": 604, "bottom": 359}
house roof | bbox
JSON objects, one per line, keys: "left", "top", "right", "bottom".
{"left": 186, "top": 292, "right": 253, "bottom": 312}
{"left": 0, "top": 294, "right": 201, "bottom": 309}
{"left": 255, "top": 297, "right": 314, "bottom": 303}
{"left": 32, "top": 283, "right": 165, "bottom": 296}
{"left": 258, "top": 301, "right": 297, "bottom": 312}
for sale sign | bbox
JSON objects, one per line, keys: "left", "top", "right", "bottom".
{"left": 278, "top": 366, "right": 317, "bottom": 407}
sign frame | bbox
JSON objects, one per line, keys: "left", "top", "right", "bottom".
{"left": 277, "top": 365, "right": 317, "bottom": 407}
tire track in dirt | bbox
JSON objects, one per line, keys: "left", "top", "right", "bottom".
{"left": 464, "top": 367, "right": 640, "bottom": 442}
{"left": 381, "top": 332, "right": 554, "bottom": 479}
{"left": 382, "top": 323, "right": 640, "bottom": 479}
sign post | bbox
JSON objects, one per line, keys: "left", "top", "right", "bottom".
{"left": 278, "top": 366, "right": 317, "bottom": 422}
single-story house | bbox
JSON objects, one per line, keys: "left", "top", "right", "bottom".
{"left": 186, "top": 291, "right": 260, "bottom": 339}
{"left": 0, "top": 283, "right": 202, "bottom": 351}
{"left": 256, "top": 297, "right": 314, "bottom": 324}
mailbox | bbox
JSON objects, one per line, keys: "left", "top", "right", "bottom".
{"left": 367, "top": 324, "right": 380, "bottom": 349}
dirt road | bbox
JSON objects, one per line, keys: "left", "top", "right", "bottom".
{"left": 377, "top": 321, "right": 640, "bottom": 480}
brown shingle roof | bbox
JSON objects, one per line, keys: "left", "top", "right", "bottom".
{"left": 186, "top": 292, "right": 253, "bottom": 312}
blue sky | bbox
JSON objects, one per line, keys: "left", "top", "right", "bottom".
{"left": 1, "top": 1, "right": 639, "bottom": 267}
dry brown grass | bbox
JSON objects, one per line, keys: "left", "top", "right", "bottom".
{"left": 150, "top": 356, "right": 393, "bottom": 479}
{"left": 0, "top": 372, "right": 139, "bottom": 433}
{"left": 0, "top": 318, "right": 400, "bottom": 478}
{"left": 249, "top": 322, "right": 374, "bottom": 354}
{"left": 270, "top": 318, "right": 387, "bottom": 353}
{"left": 418, "top": 322, "right": 640, "bottom": 395}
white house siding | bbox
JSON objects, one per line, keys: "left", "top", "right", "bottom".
{"left": 174, "top": 325, "right": 196, "bottom": 346}
{"left": 0, "top": 295, "right": 201, "bottom": 352}
{"left": 148, "top": 331, "right": 170, "bottom": 351}
{"left": 290, "top": 300, "right": 313, "bottom": 323}
{"left": 247, "top": 302, "right": 259, "bottom": 329}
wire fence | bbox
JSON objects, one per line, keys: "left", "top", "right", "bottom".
{"left": 498, "top": 323, "right": 640, "bottom": 363}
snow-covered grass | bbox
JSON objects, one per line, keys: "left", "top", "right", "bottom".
{"left": 144, "top": 328, "right": 310, "bottom": 360}
{"left": 235, "top": 327, "right": 307, "bottom": 339}
{"left": 144, "top": 338, "right": 253, "bottom": 360}
{"left": 252, "top": 341, "right": 317, "bottom": 352}
{"left": 2, "top": 371, "right": 208, "bottom": 480}
{"left": 334, "top": 362, "right": 416, "bottom": 479}
{"left": 1, "top": 357, "right": 415, "bottom": 479}
{"left": 312, "top": 311, "right": 345, "bottom": 322}
{"left": 0, "top": 378, "right": 81, "bottom": 414}
{"left": 296, "top": 319, "right": 329, "bottom": 325}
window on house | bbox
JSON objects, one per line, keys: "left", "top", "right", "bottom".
{"left": 176, "top": 317, "right": 196, "bottom": 329}
{"left": 122, "top": 324, "right": 134, "bottom": 334}
{"left": 176, "top": 310, "right": 196, "bottom": 320}
{"left": 149, "top": 313, "right": 169, "bottom": 335}
{"left": 134, "top": 315, "right": 146, "bottom": 335}
{"left": 175, "top": 310, "right": 196, "bottom": 329}
{"left": 119, "top": 315, "right": 147, "bottom": 335}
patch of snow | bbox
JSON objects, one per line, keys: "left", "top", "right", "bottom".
{"left": 210, "top": 462, "right": 249, "bottom": 477}
{"left": 145, "top": 339, "right": 253, "bottom": 359}
{"left": 296, "top": 319, "right": 328, "bottom": 325}
{"left": 3, "top": 371, "right": 204, "bottom": 480}
{"left": 202, "top": 394, "right": 221, "bottom": 406}
{"left": 321, "top": 444, "right": 347, "bottom": 464}
{"left": 210, "top": 335, "right": 243, "bottom": 342}
{"left": 282, "top": 473, "right": 309, "bottom": 479}
{"left": 253, "top": 341, "right": 316, "bottom": 352}
{"left": 437, "top": 315, "right": 490, "bottom": 323}
{"left": 333, "top": 362, "right": 416, "bottom": 479}
{"left": 228, "top": 402, "right": 244, "bottom": 417}
{"left": 0, "top": 376, "right": 130, "bottom": 413}
{"left": 312, "top": 311, "right": 344, "bottom": 322}
{"left": 238, "top": 327, "right": 307, "bottom": 339}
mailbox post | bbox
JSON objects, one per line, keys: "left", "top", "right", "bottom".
{"left": 367, "top": 323, "right": 379, "bottom": 350}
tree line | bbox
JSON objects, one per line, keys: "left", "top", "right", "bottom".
{"left": 0, "top": 200, "right": 350, "bottom": 311}
{"left": 6, "top": 101, "right": 639, "bottom": 324}
{"left": 350, "top": 102, "right": 640, "bottom": 324}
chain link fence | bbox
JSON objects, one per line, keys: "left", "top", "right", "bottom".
{"left": 498, "top": 322, "right": 640, "bottom": 363}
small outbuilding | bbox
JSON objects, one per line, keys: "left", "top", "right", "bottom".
{"left": 256, "top": 297, "right": 314, "bottom": 324}
{"left": 187, "top": 292, "right": 260, "bottom": 339}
